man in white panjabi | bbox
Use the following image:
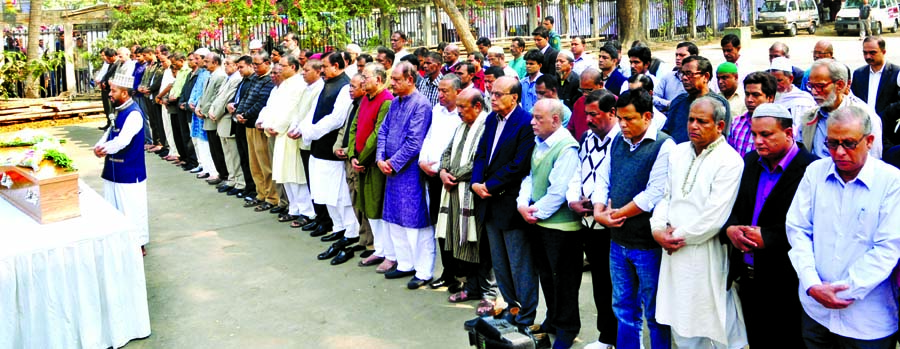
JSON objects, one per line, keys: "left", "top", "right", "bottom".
{"left": 649, "top": 96, "right": 748, "bottom": 348}
{"left": 94, "top": 71, "right": 150, "bottom": 255}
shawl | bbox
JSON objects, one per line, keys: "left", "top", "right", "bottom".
{"left": 435, "top": 112, "right": 487, "bottom": 245}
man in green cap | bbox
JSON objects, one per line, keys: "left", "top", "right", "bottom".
{"left": 717, "top": 62, "right": 746, "bottom": 121}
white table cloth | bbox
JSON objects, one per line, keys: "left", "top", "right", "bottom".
{"left": 0, "top": 181, "right": 151, "bottom": 349}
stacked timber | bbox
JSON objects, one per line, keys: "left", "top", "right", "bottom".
{"left": 0, "top": 98, "right": 104, "bottom": 126}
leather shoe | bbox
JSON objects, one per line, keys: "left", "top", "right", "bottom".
{"left": 243, "top": 199, "right": 261, "bottom": 208}
{"left": 320, "top": 230, "right": 345, "bottom": 242}
{"left": 236, "top": 191, "right": 252, "bottom": 199}
{"left": 269, "top": 205, "right": 287, "bottom": 214}
{"left": 309, "top": 224, "right": 330, "bottom": 237}
{"left": 254, "top": 202, "right": 275, "bottom": 212}
{"left": 384, "top": 269, "right": 416, "bottom": 279}
{"left": 206, "top": 178, "right": 223, "bottom": 185}
{"left": 359, "top": 249, "right": 375, "bottom": 259}
{"left": 301, "top": 221, "right": 319, "bottom": 231}
{"left": 333, "top": 236, "right": 359, "bottom": 249}
{"left": 226, "top": 188, "right": 242, "bottom": 196}
{"left": 330, "top": 249, "right": 354, "bottom": 265}
{"left": 196, "top": 173, "right": 210, "bottom": 179}
{"left": 317, "top": 244, "right": 342, "bottom": 260}
{"left": 217, "top": 185, "right": 233, "bottom": 193}
{"left": 407, "top": 276, "right": 432, "bottom": 289}
{"left": 429, "top": 277, "right": 456, "bottom": 289}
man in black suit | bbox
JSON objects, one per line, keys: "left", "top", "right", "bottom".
{"left": 531, "top": 26, "right": 558, "bottom": 79}
{"left": 471, "top": 76, "right": 538, "bottom": 327}
{"left": 98, "top": 48, "right": 121, "bottom": 130}
{"left": 720, "top": 103, "right": 817, "bottom": 349}
{"left": 850, "top": 36, "right": 900, "bottom": 148}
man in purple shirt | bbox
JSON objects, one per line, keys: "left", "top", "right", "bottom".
{"left": 720, "top": 103, "right": 817, "bottom": 348}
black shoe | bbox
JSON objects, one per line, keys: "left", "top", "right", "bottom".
{"left": 448, "top": 282, "right": 464, "bottom": 294}
{"left": 320, "top": 230, "right": 345, "bottom": 242}
{"left": 226, "top": 188, "right": 241, "bottom": 196}
{"left": 332, "top": 236, "right": 359, "bottom": 249}
{"left": 98, "top": 124, "right": 110, "bottom": 130}
{"left": 359, "top": 249, "right": 375, "bottom": 259}
{"left": 189, "top": 167, "right": 203, "bottom": 174}
{"left": 330, "top": 249, "right": 354, "bottom": 265}
{"left": 301, "top": 221, "right": 319, "bottom": 231}
{"left": 196, "top": 173, "right": 210, "bottom": 179}
{"left": 206, "top": 178, "right": 223, "bottom": 185}
{"left": 429, "top": 277, "right": 452, "bottom": 289}
{"left": 236, "top": 191, "right": 253, "bottom": 199}
{"left": 254, "top": 202, "right": 275, "bottom": 212}
{"left": 217, "top": 185, "right": 233, "bottom": 193}
{"left": 407, "top": 276, "right": 433, "bottom": 289}
{"left": 309, "top": 224, "right": 330, "bottom": 237}
{"left": 317, "top": 244, "right": 341, "bottom": 260}
{"left": 269, "top": 205, "right": 287, "bottom": 214}
{"left": 384, "top": 269, "right": 416, "bottom": 279}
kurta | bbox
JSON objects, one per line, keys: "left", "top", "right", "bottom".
{"left": 268, "top": 75, "right": 321, "bottom": 184}
{"left": 376, "top": 91, "right": 433, "bottom": 229}
{"left": 435, "top": 111, "right": 487, "bottom": 263}
{"left": 649, "top": 136, "right": 747, "bottom": 346}
{"left": 348, "top": 89, "right": 393, "bottom": 219}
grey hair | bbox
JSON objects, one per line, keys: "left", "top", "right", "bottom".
{"left": 691, "top": 96, "right": 731, "bottom": 136}
{"left": 364, "top": 62, "right": 387, "bottom": 83}
{"left": 253, "top": 51, "right": 270, "bottom": 63}
{"left": 810, "top": 58, "right": 849, "bottom": 83}
{"left": 770, "top": 41, "right": 790, "bottom": 57}
{"left": 536, "top": 98, "right": 566, "bottom": 124}
{"left": 442, "top": 73, "right": 462, "bottom": 90}
{"left": 828, "top": 105, "right": 873, "bottom": 136}
{"left": 395, "top": 61, "right": 418, "bottom": 82}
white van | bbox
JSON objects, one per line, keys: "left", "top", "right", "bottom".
{"left": 757, "top": 0, "right": 821, "bottom": 36}
{"left": 835, "top": 0, "right": 900, "bottom": 35}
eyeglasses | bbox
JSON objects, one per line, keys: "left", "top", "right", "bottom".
{"left": 490, "top": 91, "right": 512, "bottom": 98}
{"left": 806, "top": 81, "right": 835, "bottom": 93}
{"left": 680, "top": 70, "right": 703, "bottom": 80}
{"left": 579, "top": 88, "right": 596, "bottom": 95}
{"left": 824, "top": 135, "right": 866, "bottom": 150}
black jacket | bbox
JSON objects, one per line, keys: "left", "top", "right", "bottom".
{"left": 850, "top": 62, "right": 900, "bottom": 147}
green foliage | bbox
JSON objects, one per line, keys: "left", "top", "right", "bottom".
{"left": 105, "top": 0, "right": 213, "bottom": 53}
{"left": 279, "top": 0, "right": 396, "bottom": 48}
{"left": 0, "top": 50, "right": 65, "bottom": 98}
{"left": 43, "top": 148, "right": 75, "bottom": 171}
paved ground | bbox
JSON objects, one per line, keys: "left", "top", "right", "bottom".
{"left": 35, "top": 30, "right": 900, "bottom": 349}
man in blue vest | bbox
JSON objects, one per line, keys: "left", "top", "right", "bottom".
{"left": 593, "top": 89, "right": 675, "bottom": 349}
{"left": 94, "top": 70, "right": 149, "bottom": 256}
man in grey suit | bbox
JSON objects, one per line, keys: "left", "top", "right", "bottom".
{"left": 195, "top": 52, "right": 230, "bottom": 185}
{"left": 208, "top": 54, "right": 246, "bottom": 195}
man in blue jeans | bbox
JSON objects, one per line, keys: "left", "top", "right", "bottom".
{"left": 593, "top": 89, "right": 674, "bottom": 349}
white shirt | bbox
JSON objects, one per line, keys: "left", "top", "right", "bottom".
{"left": 395, "top": 48, "right": 410, "bottom": 62}
{"left": 572, "top": 54, "right": 596, "bottom": 76}
{"left": 287, "top": 78, "right": 324, "bottom": 134}
{"left": 591, "top": 131, "right": 674, "bottom": 212}
{"left": 489, "top": 109, "right": 514, "bottom": 164}
{"left": 502, "top": 66, "right": 518, "bottom": 80}
{"left": 775, "top": 86, "right": 817, "bottom": 130}
{"left": 868, "top": 64, "right": 884, "bottom": 110}
{"left": 787, "top": 158, "right": 900, "bottom": 340}
{"left": 420, "top": 104, "right": 462, "bottom": 171}
{"left": 298, "top": 82, "right": 351, "bottom": 146}
{"left": 256, "top": 84, "right": 279, "bottom": 128}
{"left": 651, "top": 107, "right": 667, "bottom": 134}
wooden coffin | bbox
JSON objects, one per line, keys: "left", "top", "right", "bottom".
{"left": 0, "top": 149, "right": 80, "bottom": 224}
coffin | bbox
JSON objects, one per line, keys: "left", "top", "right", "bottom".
{"left": 0, "top": 148, "right": 80, "bottom": 224}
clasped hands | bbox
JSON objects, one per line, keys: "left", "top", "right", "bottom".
{"left": 725, "top": 225, "right": 765, "bottom": 252}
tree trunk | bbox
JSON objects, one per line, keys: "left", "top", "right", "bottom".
{"left": 433, "top": 0, "right": 477, "bottom": 53}
{"left": 618, "top": 0, "right": 646, "bottom": 44}
{"left": 560, "top": 0, "right": 569, "bottom": 35}
{"left": 24, "top": 0, "right": 44, "bottom": 98}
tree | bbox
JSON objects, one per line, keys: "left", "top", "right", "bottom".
{"left": 24, "top": 0, "right": 43, "bottom": 98}
{"left": 106, "top": 0, "right": 214, "bottom": 53}
{"left": 432, "top": 0, "right": 476, "bottom": 53}
{"left": 617, "top": 0, "right": 646, "bottom": 45}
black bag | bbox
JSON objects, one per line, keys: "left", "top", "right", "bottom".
{"left": 464, "top": 317, "right": 542, "bottom": 349}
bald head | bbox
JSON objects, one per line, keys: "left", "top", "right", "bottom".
{"left": 814, "top": 40, "right": 834, "bottom": 61}
{"left": 458, "top": 88, "right": 485, "bottom": 124}
{"left": 580, "top": 68, "right": 604, "bottom": 91}
{"left": 491, "top": 76, "right": 521, "bottom": 115}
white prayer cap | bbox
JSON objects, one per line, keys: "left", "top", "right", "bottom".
{"left": 752, "top": 103, "right": 792, "bottom": 120}
{"left": 768, "top": 56, "right": 792, "bottom": 73}
{"left": 346, "top": 44, "right": 362, "bottom": 55}
{"left": 249, "top": 39, "right": 262, "bottom": 50}
{"left": 558, "top": 49, "right": 574, "bottom": 62}
{"left": 194, "top": 47, "right": 211, "bottom": 57}
{"left": 487, "top": 46, "right": 504, "bottom": 55}
{"left": 109, "top": 71, "right": 135, "bottom": 89}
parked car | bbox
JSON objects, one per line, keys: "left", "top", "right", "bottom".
{"left": 757, "top": 0, "right": 820, "bottom": 36}
{"left": 835, "top": 0, "right": 900, "bottom": 35}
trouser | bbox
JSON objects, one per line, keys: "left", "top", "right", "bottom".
{"left": 161, "top": 106, "right": 178, "bottom": 157}
{"left": 310, "top": 156, "right": 359, "bottom": 238}
{"left": 430, "top": 177, "right": 461, "bottom": 280}
{"left": 860, "top": 19, "right": 872, "bottom": 38}
{"left": 345, "top": 162, "right": 373, "bottom": 247}
{"left": 387, "top": 222, "right": 435, "bottom": 280}
{"left": 248, "top": 128, "right": 277, "bottom": 204}
{"left": 194, "top": 138, "right": 217, "bottom": 177}
{"left": 801, "top": 309, "right": 895, "bottom": 349}
{"left": 133, "top": 95, "right": 153, "bottom": 144}
{"left": 234, "top": 125, "right": 255, "bottom": 194}
{"left": 609, "top": 241, "right": 670, "bottom": 349}
{"left": 301, "top": 149, "right": 331, "bottom": 228}
{"left": 220, "top": 135, "right": 243, "bottom": 189}
{"left": 670, "top": 288, "right": 747, "bottom": 349}
{"left": 206, "top": 130, "right": 229, "bottom": 180}
{"left": 370, "top": 218, "right": 394, "bottom": 260}
{"left": 146, "top": 97, "right": 166, "bottom": 147}
{"left": 101, "top": 89, "right": 112, "bottom": 127}
{"left": 738, "top": 274, "right": 804, "bottom": 348}
{"left": 76, "top": 69, "right": 89, "bottom": 93}
{"left": 437, "top": 238, "right": 462, "bottom": 280}
{"left": 267, "top": 135, "right": 288, "bottom": 208}
{"left": 582, "top": 228, "right": 618, "bottom": 345}
{"left": 532, "top": 225, "right": 583, "bottom": 343}
{"left": 174, "top": 109, "right": 198, "bottom": 168}
{"left": 459, "top": 231, "right": 497, "bottom": 299}
{"left": 283, "top": 182, "right": 315, "bottom": 218}
{"left": 485, "top": 219, "right": 539, "bottom": 326}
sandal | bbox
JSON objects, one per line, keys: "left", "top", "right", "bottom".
{"left": 476, "top": 298, "right": 496, "bottom": 316}
{"left": 449, "top": 290, "right": 474, "bottom": 303}
{"left": 278, "top": 214, "right": 298, "bottom": 223}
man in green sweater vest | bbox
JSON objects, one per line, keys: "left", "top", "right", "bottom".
{"left": 516, "top": 98, "right": 581, "bottom": 349}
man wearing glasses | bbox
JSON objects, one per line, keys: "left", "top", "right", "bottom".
{"left": 661, "top": 55, "right": 730, "bottom": 144}
{"left": 786, "top": 105, "right": 900, "bottom": 349}
{"left": 799, "top": 59, "right": 883, "bottom": 159}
